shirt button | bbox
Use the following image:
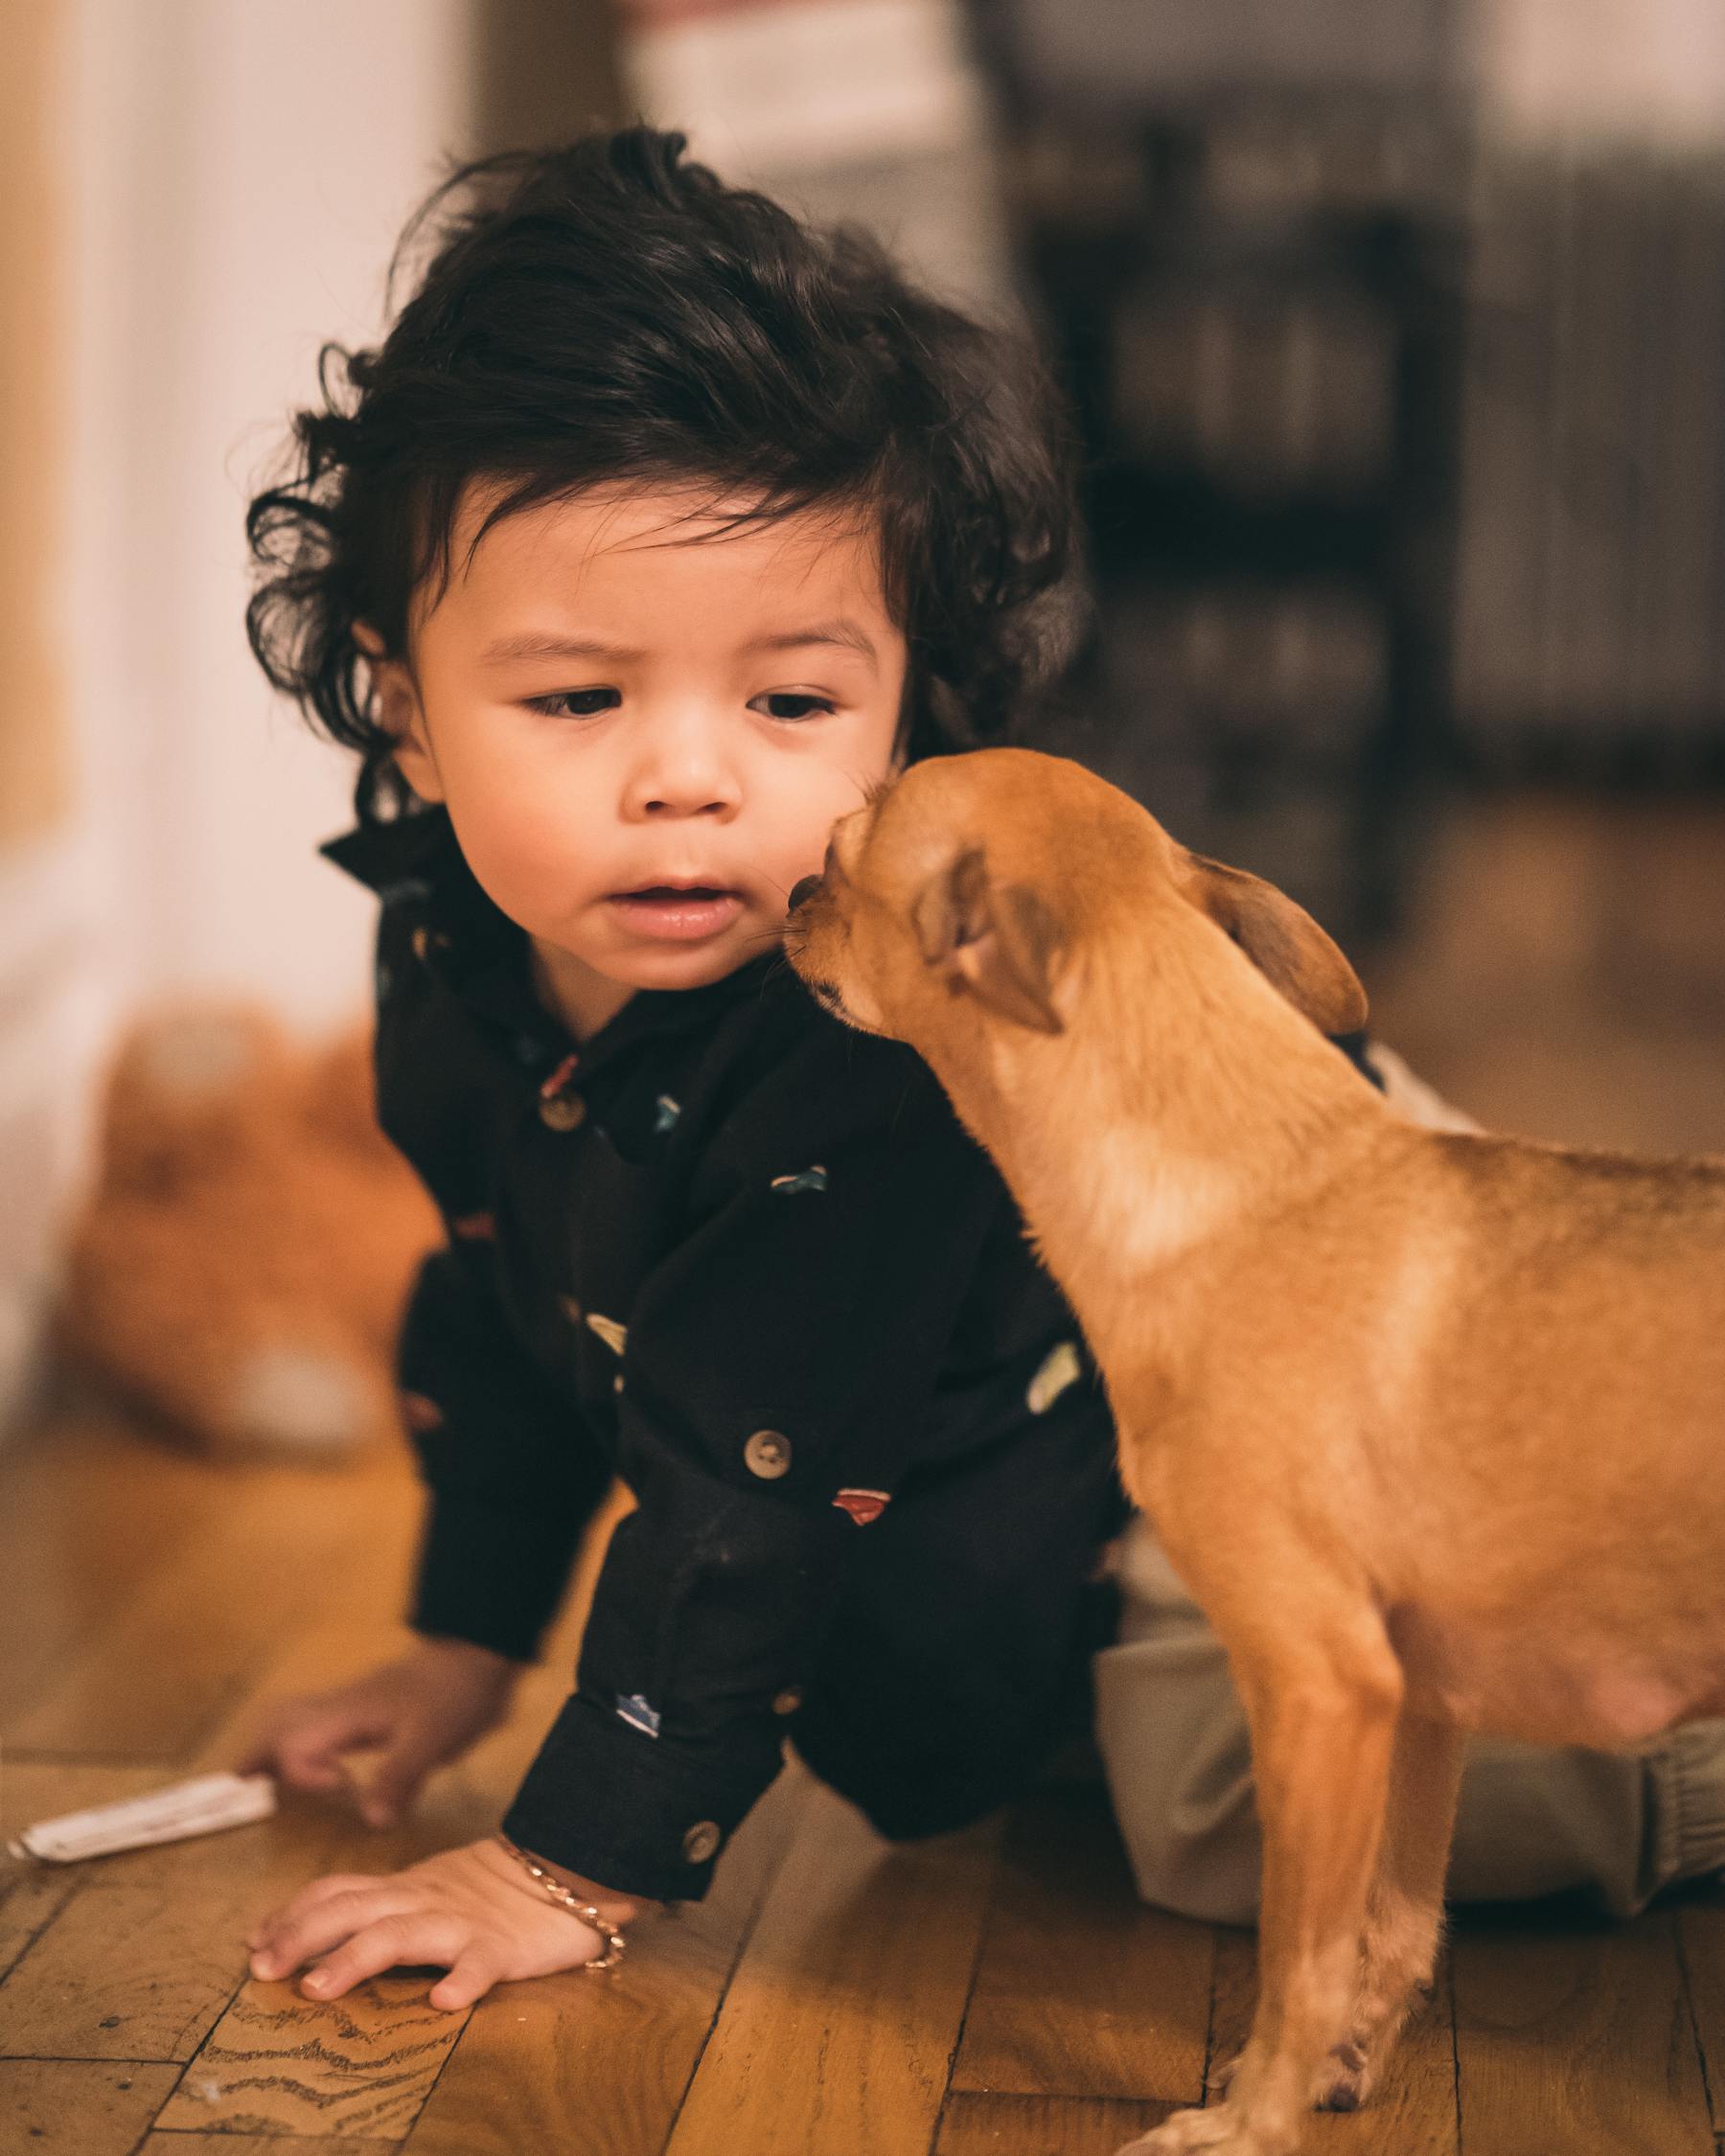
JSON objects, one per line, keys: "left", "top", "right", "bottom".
{"left": 539, "top": 1091, "right": 586, "bottom": 1132}
{"left": 681, "top": 1820, "right": 722, "bottom": 1866}
{"left": 744, "top": 1429, "right": 792, "bottom": 1479}
{"left": 771, "top": 1686, "right": 803, "bottom": 1716}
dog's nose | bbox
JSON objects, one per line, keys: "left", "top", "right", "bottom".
{"left": 788, "top": 874, "right": 823, "bottom": 914}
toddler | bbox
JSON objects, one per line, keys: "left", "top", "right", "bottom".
{"left": 239, "top": 127, "right": 1724, "bottom": 2012}
{"left": 237, "top": 126, "right": 1128, "bottom": 2006}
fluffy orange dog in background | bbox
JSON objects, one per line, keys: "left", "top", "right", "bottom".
{"left": 786, "top": 746, "right": 1725, "bottom": 2156}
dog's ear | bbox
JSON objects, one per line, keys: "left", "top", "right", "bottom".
{"left": 912, "top": 845, "right": 1068, "bottom": 1035}
{"left": 1179, "top": 852, "right": 1368, "bottom": 1035}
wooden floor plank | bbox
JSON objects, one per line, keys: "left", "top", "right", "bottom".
{"left": 1453, "top": 1905, "right": 1714, "bottom": 2155}
{"left": 4, "top": 1444, "right": 416, "bottom": 1764}
{"left": 1207, "top": 1926, "right": 1460, "bottom": 2152}
{"left": 0, "top": 1869, "right": 75, "bottom": 1989}
{"left": 952, "top": 1786, "right": 1212, "bottom": 2105}
{"left": 1, "top": 1762, "right": 175, "bottom": 2005}
{"left": 664, "top": 1778, "right": 1000, "bottom": 2156}
{"left": 400, "top": 1761, "right": 809, "bottom": 2156}
{"left": 0, "top": 1627, "right": 509, "bottom": 2103}
{"left": 0, "top": 1416, "right": 220, "bottom": 1725}
{"left": 0, "top": 1747, "right": 364, "bottom": 2065}
{"left": 139, "top": 2139, "right": 399, "bottom": 2153}
{"left": 149, "top": 1971, "right": 463, "bottom": 2139}
{"left": 0, "top": 1772, "right": 172, "bottom": 1998}
{"left": 1678, "top": 1902, "right": 1725, "bottom": 2140}
{"left": 139, "top": 2140, "right": 398, "bottom": 2153}
{"left": 933, "top": 2090, "right": 1176, "bottom": 2154}
{"left": 0, "top": 1860, "right": 312, "bottom": 2063}
{"left": 0, "top": 2058, "right": 181, "bottom": 2153}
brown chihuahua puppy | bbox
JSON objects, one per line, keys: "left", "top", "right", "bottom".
{"left": 785, "top": 746, "right": 1725, "bottom": 2156}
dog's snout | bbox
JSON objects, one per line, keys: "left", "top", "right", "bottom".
{"left": 790, "top": 838, "right": 841, "bottom": 914}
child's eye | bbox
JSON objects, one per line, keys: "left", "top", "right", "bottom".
{"left": 751, "top": 692, "right": 837, "bottom": 722}
{"left": 525, "top": 688, "right": 619, "bottom": 719}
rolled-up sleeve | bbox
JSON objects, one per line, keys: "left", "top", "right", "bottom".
{"left": 397, "top": 1242, "right": 613, "bottom": 1663}
{"left": 501, "top": 1026, "right": 1006, "bottom": 1900}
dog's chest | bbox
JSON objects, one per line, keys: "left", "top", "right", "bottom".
{"left": 1387, "top": 1602, "right": 1714, "bottom": 1750}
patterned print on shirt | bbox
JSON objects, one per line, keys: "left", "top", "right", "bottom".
{"left": 770, "top": 1165, "right": 829, "bottom": 1196}
{"left": 615, "top": 1692, "right": 661, "bottom": 1737}
{"left": 540, "top": 1051, "right": 581, "bottom": 1100}
{"left": 1027, "top": 1340, "right": 1083, "bottom": 1415}
{"left": 832, "top": 1487, "right": 891, "bottom": 1525}
{"left": 586, "top": 1313, "right": 628, "bottom": 1356}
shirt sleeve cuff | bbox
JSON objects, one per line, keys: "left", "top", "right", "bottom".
{"left": 409, "top": 1493, "right": 586, "bottom": 1663}
{"left": 500, "top": 1689, "right": 785, "bottom": 1902}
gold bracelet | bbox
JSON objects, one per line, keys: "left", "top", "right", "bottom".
{"left": 492, "top": 1833, "right": 628, "bottom": 1972}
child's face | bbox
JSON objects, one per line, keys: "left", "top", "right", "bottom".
{"left": 373, "top": 484, "right": 909, "bottom": 1037}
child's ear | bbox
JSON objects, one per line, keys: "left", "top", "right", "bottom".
{"left": 356, "top": 623, "right": 443, "bottom": 805}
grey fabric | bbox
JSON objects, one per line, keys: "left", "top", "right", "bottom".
{"left": 1094, "top": 1518, "right": 1725, "bottom": 1924}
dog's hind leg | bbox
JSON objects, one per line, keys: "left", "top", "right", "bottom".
{"left": 1321, "top": 1710, "right": 1466, "bottom": 2113}
{"left": 1121, "top": 1608, "right": 1403, "bottom": 2156}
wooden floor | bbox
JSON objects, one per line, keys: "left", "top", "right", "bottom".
{"left": 4, "top": 791, "right": 1725, "bottom": 2156}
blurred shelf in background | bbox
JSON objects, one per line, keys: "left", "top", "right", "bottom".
{"left": 970, "top": 0, "right": 1725, "bottom": 949}
{"left": 973, "top": 0, "right": 1472, "bottom": 945}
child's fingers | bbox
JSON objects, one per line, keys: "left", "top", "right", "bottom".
{"left": 356, "top": 1741, "right": 441, "bottom": 1827}
{"left": 260, "top": 1870, "right": 389, "bottom": 1927}
{"left": 275, "top": 1753, "right": 356, "bottom": 1795}
{"left": 427, "top": 1950, "right": 504, "bottom": 2012}
{"left": 297, "top": 1913, "right": 464, "bottom": 2001}
{"left": 234, "top": 1695, "right": 356, "bottom": 1763}
{"left": 240, "top": 1717, "right": 370, "bottom": 1791}
{"left": 247, "top": 1877, "right": 393, "bottom": 1973}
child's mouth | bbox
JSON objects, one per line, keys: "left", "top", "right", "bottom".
{"left": 608, "top": 886, "right": 745, "bottom": 941}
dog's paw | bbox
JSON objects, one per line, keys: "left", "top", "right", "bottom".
{"left": 1116, "top": 2102, "right": 1294, "bottom": 2156}
{"left": 1312, "top": 2035, "right": 1371, "bottom": 2113}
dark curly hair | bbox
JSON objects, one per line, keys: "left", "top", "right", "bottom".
{"left": 245, "top": 126, "right": 1086, "bottom": 824}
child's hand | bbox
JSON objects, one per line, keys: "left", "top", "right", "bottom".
{"left": 234, "top": 1637, "right": 522, "bottom": 1827}
{"left": 245, "top": 1839, "right": 639, "bottom": 2009}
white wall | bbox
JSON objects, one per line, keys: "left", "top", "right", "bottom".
{"left": 0, "top": 0, "right": 472, "bottom": 1436}
{"left": 1482, "top": 0, "right": 1725, "bottom": 148}
{"left": 63, "top": 0, "right": 474, "bottom": 1036}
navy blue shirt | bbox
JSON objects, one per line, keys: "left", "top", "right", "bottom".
{"left": 321, "top": 803, "right": 1135, "bottom": 1901}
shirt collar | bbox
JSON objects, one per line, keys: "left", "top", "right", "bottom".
{"left": 319, "top": 806, "right": 788, "bottom": 1071}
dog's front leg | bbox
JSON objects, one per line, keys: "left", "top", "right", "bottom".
{"left": 1120, "top": 1630, "right": 1402, "bottom": 2156}
{"left": 1325, "top": 1710, "right": 1466, "bottom": 2111}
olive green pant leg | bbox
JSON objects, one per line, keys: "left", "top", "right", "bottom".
{"left": 1092, "top": 1520, "right": 1725, "bottom": 1926}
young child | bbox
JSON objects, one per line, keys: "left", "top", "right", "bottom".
{"left": 239, "top": 127, "right": 1724, "bottom": 2012}
{"left": 235, "top": 124, "right": 1129, "bottom": 2007}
